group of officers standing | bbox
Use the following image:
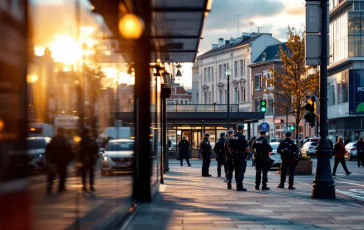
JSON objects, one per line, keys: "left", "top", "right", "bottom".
{"left": 197, "top": 124, "right": 299, "bottom": 191}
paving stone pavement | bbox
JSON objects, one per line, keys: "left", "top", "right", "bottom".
{"left": 124, "top": 160, "right": 364, "bottom": 230}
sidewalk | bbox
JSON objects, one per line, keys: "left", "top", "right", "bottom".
{"left": 124, "top": 160, "right": 364, "bottom": 230}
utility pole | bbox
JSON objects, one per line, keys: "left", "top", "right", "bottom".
{"left": 311, "top": 0, "right": 335, "bottom": 199}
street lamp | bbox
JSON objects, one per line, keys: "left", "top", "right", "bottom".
{"left": 225, "top": 69, "right": 231, "bottom": 130}
{"left": 311, "top": 0, "right": 335, "bottom": 199}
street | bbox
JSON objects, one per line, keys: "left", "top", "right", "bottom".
{"left": 124, "top": 158, "right": 364, "bottom": 230}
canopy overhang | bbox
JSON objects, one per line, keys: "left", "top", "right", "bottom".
{"left": 89, "top": 0, "right": 210, "bottom": 62}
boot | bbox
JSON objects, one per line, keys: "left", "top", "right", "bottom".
{"left": 227, "top": 181, "right": 232, "bottom": 190}
{"left": 262, "top": 185, "right": 270, "bottom": 190}
{"left": 277, "top": 183, "right": 284, "bottom": 189}
{"left": 255, "top": 185, "right": 259, "bottom": 190}
{"left": 237, "top": 183, "right": 247, "bottom": 191}
{"left": 288, "top": 185, "right": 296, "bottom": 190}
{"left": 218, "top": 173, "right": 221, "bottom": 177}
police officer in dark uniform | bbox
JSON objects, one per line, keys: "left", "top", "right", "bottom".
{"left": 277, "top": 131, "right": 299, "bottom": 189}
{"left": 227, "top": 124, "right": 250, "bottom": 191}
{"left": 178, "top": 136, "right": 191, "bottom": 167}
{"left": 252, "top": 130, "right": 272, "bottom": 190}
{"left": 214, "top": 132, "right": 226, "bottom": 177}
{"left": 224, "top": 130, "right": 234, "bottom": 182}
{"left": 200, "top": 133, "right": 212, "bottom": 177}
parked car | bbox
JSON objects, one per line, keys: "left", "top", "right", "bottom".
{"left": 345, "top": 142, "right": 358, "bottom": 161}
{"left": 27, "top": 137, "right": 51, "bottom": 172}
{"left": 269, "top": 142, "right": 281, "bottom": 170}
{"left": 100, "top": 139, "right": 134, "bottom": 176}
{"left": 300, "top": 142, "right": 318, "bottom": 156}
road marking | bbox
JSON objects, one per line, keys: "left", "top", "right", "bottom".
{"left": 335, "top": 178, "right": 364, "bottom": 188}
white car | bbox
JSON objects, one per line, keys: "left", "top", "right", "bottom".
{"left": 27, "top": 137, "right": 51, "bottom": 171}
{"left": 300, "top": 142, "right": 318, "bottom": 156}
{"left": 345, "top": 142, "right": 357, "bottom": 161}
{"left": 269, "top": 142, "right": 281, "bottom": 170}
{"left": 100, "top": 139, "right": 134, "bottom": 176}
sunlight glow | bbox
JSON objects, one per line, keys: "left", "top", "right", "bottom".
{"left": 49, "top": 35, "right": 82, "bottom": 64}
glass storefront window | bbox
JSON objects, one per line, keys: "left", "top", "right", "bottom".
{"left": 167, "top": 130, "right": 177, "bottom": 151}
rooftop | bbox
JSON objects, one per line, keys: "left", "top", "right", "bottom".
{"left": 253, "top": 42, "right": 287, "bottom": 64}
{"left": 197, "top": 33, "right": 268, "bottom": 59}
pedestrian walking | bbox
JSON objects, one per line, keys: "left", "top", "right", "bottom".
{"left": 79, "top": 127, "right": 99, "bottom": 192}
{"left": 200, "top": 133, "right": 212, "bottom": 177}
{"left": 357, "top": 137, "right": 364, "bottom": 168}
{"left": 252, "top": 130, "right": 272, "bottom": 190}
{"left": 227, "top": 124, "right": 250, "bottom": 191}
{"left": 178, "top": 136, "right": 191, "bottom": 167}
{"left": 332, "top": 136, "right": 351, "bottom": 176}
{"left": 45, "top": 127, "right": 73, "bottom": 194}
{"left": 224, "top": 130, "right": 234, "bottom": 182}
{"left": 214, "top": 132, "right": 226, "bottom": 177}
{"left": 277, "top": 131, "right": 299, "bottom": 190}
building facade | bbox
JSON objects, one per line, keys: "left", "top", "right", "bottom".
{"left": 167, "top": 83, "right": 192, "bottom": 105}
{"left": 328, "top": 0, "right": 364, "bottom": 141}
{"left": 196, "top": 33, "right": 280, "bottom": 112}
{"left": 192, "top": 61, "right": 199, "bottom": 104}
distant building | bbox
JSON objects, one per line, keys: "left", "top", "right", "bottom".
{"left": 167, "top": 83, "right": 192, "bottom": 105}
{"left": 328, "top": 0, "right": 364, "bottom": 141}
{"left": 196, "top": 32, "right": 280, "bottom": 111}
{"left": 192, "top": 61, "right": 199, "bottom": 104}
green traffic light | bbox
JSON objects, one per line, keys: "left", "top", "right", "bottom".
{"left": 290, "top": 125, "right": 295, "bottom": 131}
{"left": 261, "top": 107, "right": 266, "bottom": 112}
{"left": 261, "top": 101, "right": 266, "bottom": 106}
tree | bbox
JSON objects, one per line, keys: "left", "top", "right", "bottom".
{"left": 264, "top": 27, "right": 319, "bottom": 144}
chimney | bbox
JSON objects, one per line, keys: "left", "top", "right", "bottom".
{"left": 212, "top": 44, "right": 218, "bottom": 49}
{"left": 225, "top": 40, "right": 230, "bottom": 45}
{"left": 218, "top": 38, "right": 224, "bottom": 47}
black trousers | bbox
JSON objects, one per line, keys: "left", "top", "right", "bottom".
{"left": 82, "top": 163, "right": 95, "bottom": 188}
{"left": 47, "top": 163, "right": 68, "bottom": 192}
{"left": 333, "top": 158, "right": 349, "bottom": 174}
{"left": 357, "top": 151, "right": 364, "bottom": 167}
{"left": 280, "top": 159, "right": 296, "bottom": 186}
{"left": 216, "top": 153, "right": 227, "bottom": 176}
{"left": 255, "top": 159, "right": 268, "bottom": 186}
{"left": 180, "top": 151, "right": 190, "bottom": 166}
{"left": 201, "top": 152, "right": 211, "bottom": 176}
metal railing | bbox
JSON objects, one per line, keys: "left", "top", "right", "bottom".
{"left": 166, "top": 104, "right": 240, "bottom": 112}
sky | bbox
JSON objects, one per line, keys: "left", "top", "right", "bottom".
{"left": 179, "top": 0, "right": 306, "bottom": 89}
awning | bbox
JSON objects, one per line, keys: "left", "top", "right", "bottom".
{"left": 89, "top": 0, "right": 210, "bottom": 63}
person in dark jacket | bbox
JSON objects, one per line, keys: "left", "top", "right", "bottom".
{"left": 101, "top": 136, "right": 112, "bottom": 148}
{"left": 357, "top": 137, "right": 364, "bottom": 168}
{"left": 214, "top": 132, "right": 226, "bottom": 177}
{"left": 79, "top": 127, "right": 99, "bottom": 192}
{"left": 224, "top": 130, "right": 234, "bottom": 182}
{"left": 45, "top": 127, "right": 73, "bottom": 194}
{"left": 277, "top": 131, "right": 299, "bottom": 190}
{"left": 332, "top": 136, "right": 351, "bottom": 176}
{"left": 178, "top": 136, "right": 191, "bottom": 167}
{"left": 344, "top": 136, "right": 350, "bottom": 146}
{"left": 200, "top": 133, "right": 212, "bottom": 177}
{"left": 252, "top": 131, "right": 272, "bottom": 190}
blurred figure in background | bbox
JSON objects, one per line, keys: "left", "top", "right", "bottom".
{"left": 332, "top": 136, "right": 351, "bottom": 176}
{"left": 79, "top": 127, "right": 99, "bottom": 192}
{"left": 45, "top": 127, "right": 73, "bottom": 194}
{"left": 178, "top": 136, "right": 191, "bottom": 167}
{"left": 344, "top": 136, "right": 350, "bottom": 146}
{"left": 101, "top": 136, "right": 112, "bottom": 148}
{"left": 356, "top": 137, "right": 364, "bottom": 168}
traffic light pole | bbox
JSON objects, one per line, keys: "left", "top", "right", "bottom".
{"left": 311, "top": 0, "right": 335, "bottom": 199}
